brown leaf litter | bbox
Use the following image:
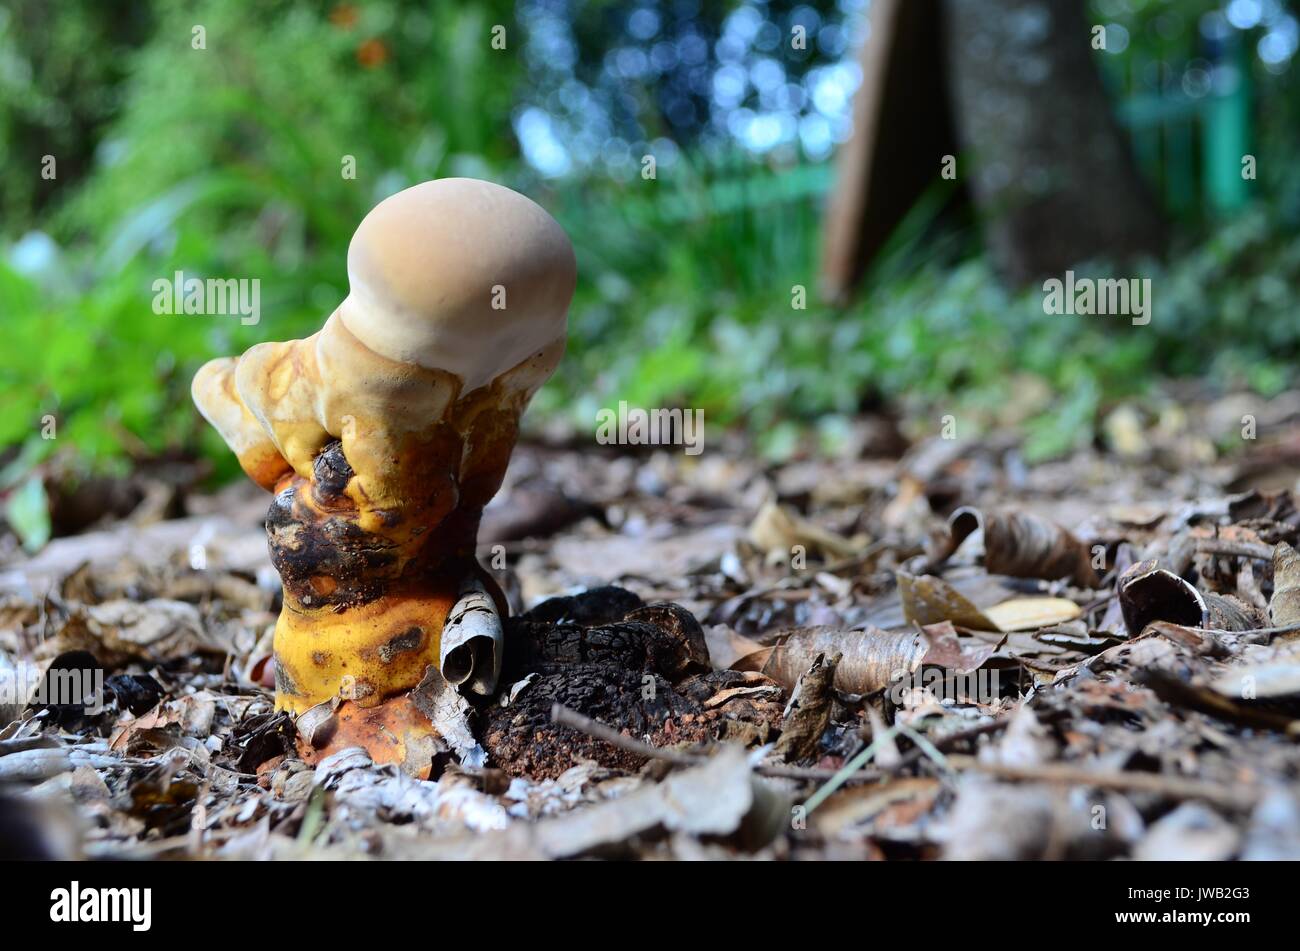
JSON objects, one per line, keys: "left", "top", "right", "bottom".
{"left": 5, "top": 396, "right": 1300, "bottom": 859}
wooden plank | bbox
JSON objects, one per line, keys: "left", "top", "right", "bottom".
{"left": 819, "top": 0, "right": 957, "bottom": 303}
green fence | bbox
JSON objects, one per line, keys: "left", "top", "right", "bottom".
{"left": 1116, "top": 34, "right": 1253, "bottom": 217}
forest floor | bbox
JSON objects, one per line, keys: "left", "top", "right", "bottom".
{"left": 5, "top": 387, "right": 1300, "bottom": 860}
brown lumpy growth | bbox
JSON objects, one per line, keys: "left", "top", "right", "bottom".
{"left": 377, "top": 627, "right": 425, "bottom": 663}
{"left": 311, "top": 439, "right": 355, "bottom": 503}
{"left": 266, "top": 476, "right": 398, "bottom": 611}
{"left": 481, "top": 587, "right": 796, "bottom": 779}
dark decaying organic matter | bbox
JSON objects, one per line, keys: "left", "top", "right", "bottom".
{"left": 484, "top": 588, "right": 781, "bottom": 779}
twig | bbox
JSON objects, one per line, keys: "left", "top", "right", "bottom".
{"left": 1138, "top": 668, "right": 1300, "bottom": 736}
{"left": 549, "top": 704, "right": 884, "bottom": 784}
{"left": 802, "top": 723, "right": 903, "bottom": 813}
{"left": 549, "top": 705, "right": 1012, "bottom": 791}
{"left": 1195, "top": 539, "right": 1276, "bottom": 562}
{"left": 1141, "top": 619, "right": 1300, "bottom": 644}
{"left": 889, "top": 717, "right": 1008, "bottom": 769}
{"left": 945, "top": 755, "right": 1259, "bottom": 811}
{"left": 895, "top": 723, "right": 950, "bottom": 773}
{"left": 548, "top": 701, "right": 894, "bottom": 784}
{"left": 550, "top": 704, "right": 697, "bottom": 766}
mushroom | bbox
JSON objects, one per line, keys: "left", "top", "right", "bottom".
{"left": 192, "top": 179, "right": 574, "bottom": 753}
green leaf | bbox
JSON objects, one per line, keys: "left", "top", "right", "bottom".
{"left": 5, "top": 475, "right": 51, "bottom": 553}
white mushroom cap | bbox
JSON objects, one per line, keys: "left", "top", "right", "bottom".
{"left": 338, "top": 178, "right": 576, "bottom": 392}
{"left": 193, "top": 177, "right": 574, "bottom": 508}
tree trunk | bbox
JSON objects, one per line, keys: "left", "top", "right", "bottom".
{"left": 942, "top": 0, "right": 1166, "bottom": 284}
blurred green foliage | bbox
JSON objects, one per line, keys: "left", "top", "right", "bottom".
{"left": 0, "top": 0, "right": 1298, "bottom": 554}
{"left": 1, "top": 0, "right": 517, "bottom": 482}
{"left": 0, "top": 0, "right": 152, "bottom": 225}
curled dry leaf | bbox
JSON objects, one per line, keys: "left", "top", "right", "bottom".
{"left": 294, "top": 699, "right": 340, "bottom": 748}
{"left": 773, "top": 652, "right": 838, "bottom": 762}
{"left": 945, "top": 507, "right": 1101, "bottom": 588}
{"left": 732, "top": 620, "right": 997, "bottom": 695}
{"left": 440, "top": 576, "right": 504, "bottom": 697}
{"left": 1120, "top": 560, "right": 1260, "bottom": 637}
{"left": 733, "top": 626, "right": 927, "bottom": 694}
{"left": 748, "top": 499, "right": 863, "bottom": 563}
{"left": 1271, "top": 542, "right": 1300, "bottom": 636}
{"left": 1119, "top": 560, "right": 1206, "bottom": 636}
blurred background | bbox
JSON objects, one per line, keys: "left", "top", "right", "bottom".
{"left": 1, "top": 0, "right": 1298, "bottom": 553}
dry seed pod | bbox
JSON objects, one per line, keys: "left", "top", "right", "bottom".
{"left": 193, "top": 178, "right": 574, "bottom": 716}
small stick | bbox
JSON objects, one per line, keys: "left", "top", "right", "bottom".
{"left": 549, "top": 704, "right": 893, "bottom": 784}
{"left": 550, "top": 704, "right": 697, "bottom": 766}
{"left": 1195, "top": 539, "right": 1276, "bottom": 562}
{"left": 550, "top": 705, "right": 1011, "bottom": 786}
{"left": 1142, "top": 620, "right": 1300, "bottom": 642}
{"left": 891, "top": 717, "right": 1009, "bottom": 771}
{"left": 550, "top": 703, "right": 879, "bottom": 781}
{"left": 945, "top": 755, "right": 1259, "bottom": 811}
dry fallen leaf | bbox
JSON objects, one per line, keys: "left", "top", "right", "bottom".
{"left": 748, "top": 499, "right": 863, "bottom": 563}
{"left": 732, "top": 626, "right": 927, "bottom": 693}
{"left": 44, "top": 599, "right": 224, "bottom": 668}
{"left": 814, "top": 777, "right": 941, "bottom": 839}
{"left": 897, "top": 571, "right": 997, "bottom": 630}
{"left": 945, "top": 507, "right": 1101, "bottom": 587}
{"left": 773, "top": 652, "right": 838, "bottom": 762}
{"left": 1210, "top": 656, "right": 1300, "bottom": 700}
{"left": 1121, "top": 560, "right": 1260, "bottom": 636}
{"left": 983, "top": 596, "right": 1081, "bottom": 632}
{"left": 915, "top": 621, "right": 1002, "bottom": 671}
{"left": 1271, "top": 542, "right": 1300, "bottom": 635}
{"left": 1119, "top": 560, "right": 1206, "bottom": 635}
{"left": 528, "top": 745, "right": 788, "bottom": 857}
{"left": 1133, "top": 803, "right": 1239, "bottom": 861}
{"left": 731, "top": 619, "right": 1000, "bottom": 695}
